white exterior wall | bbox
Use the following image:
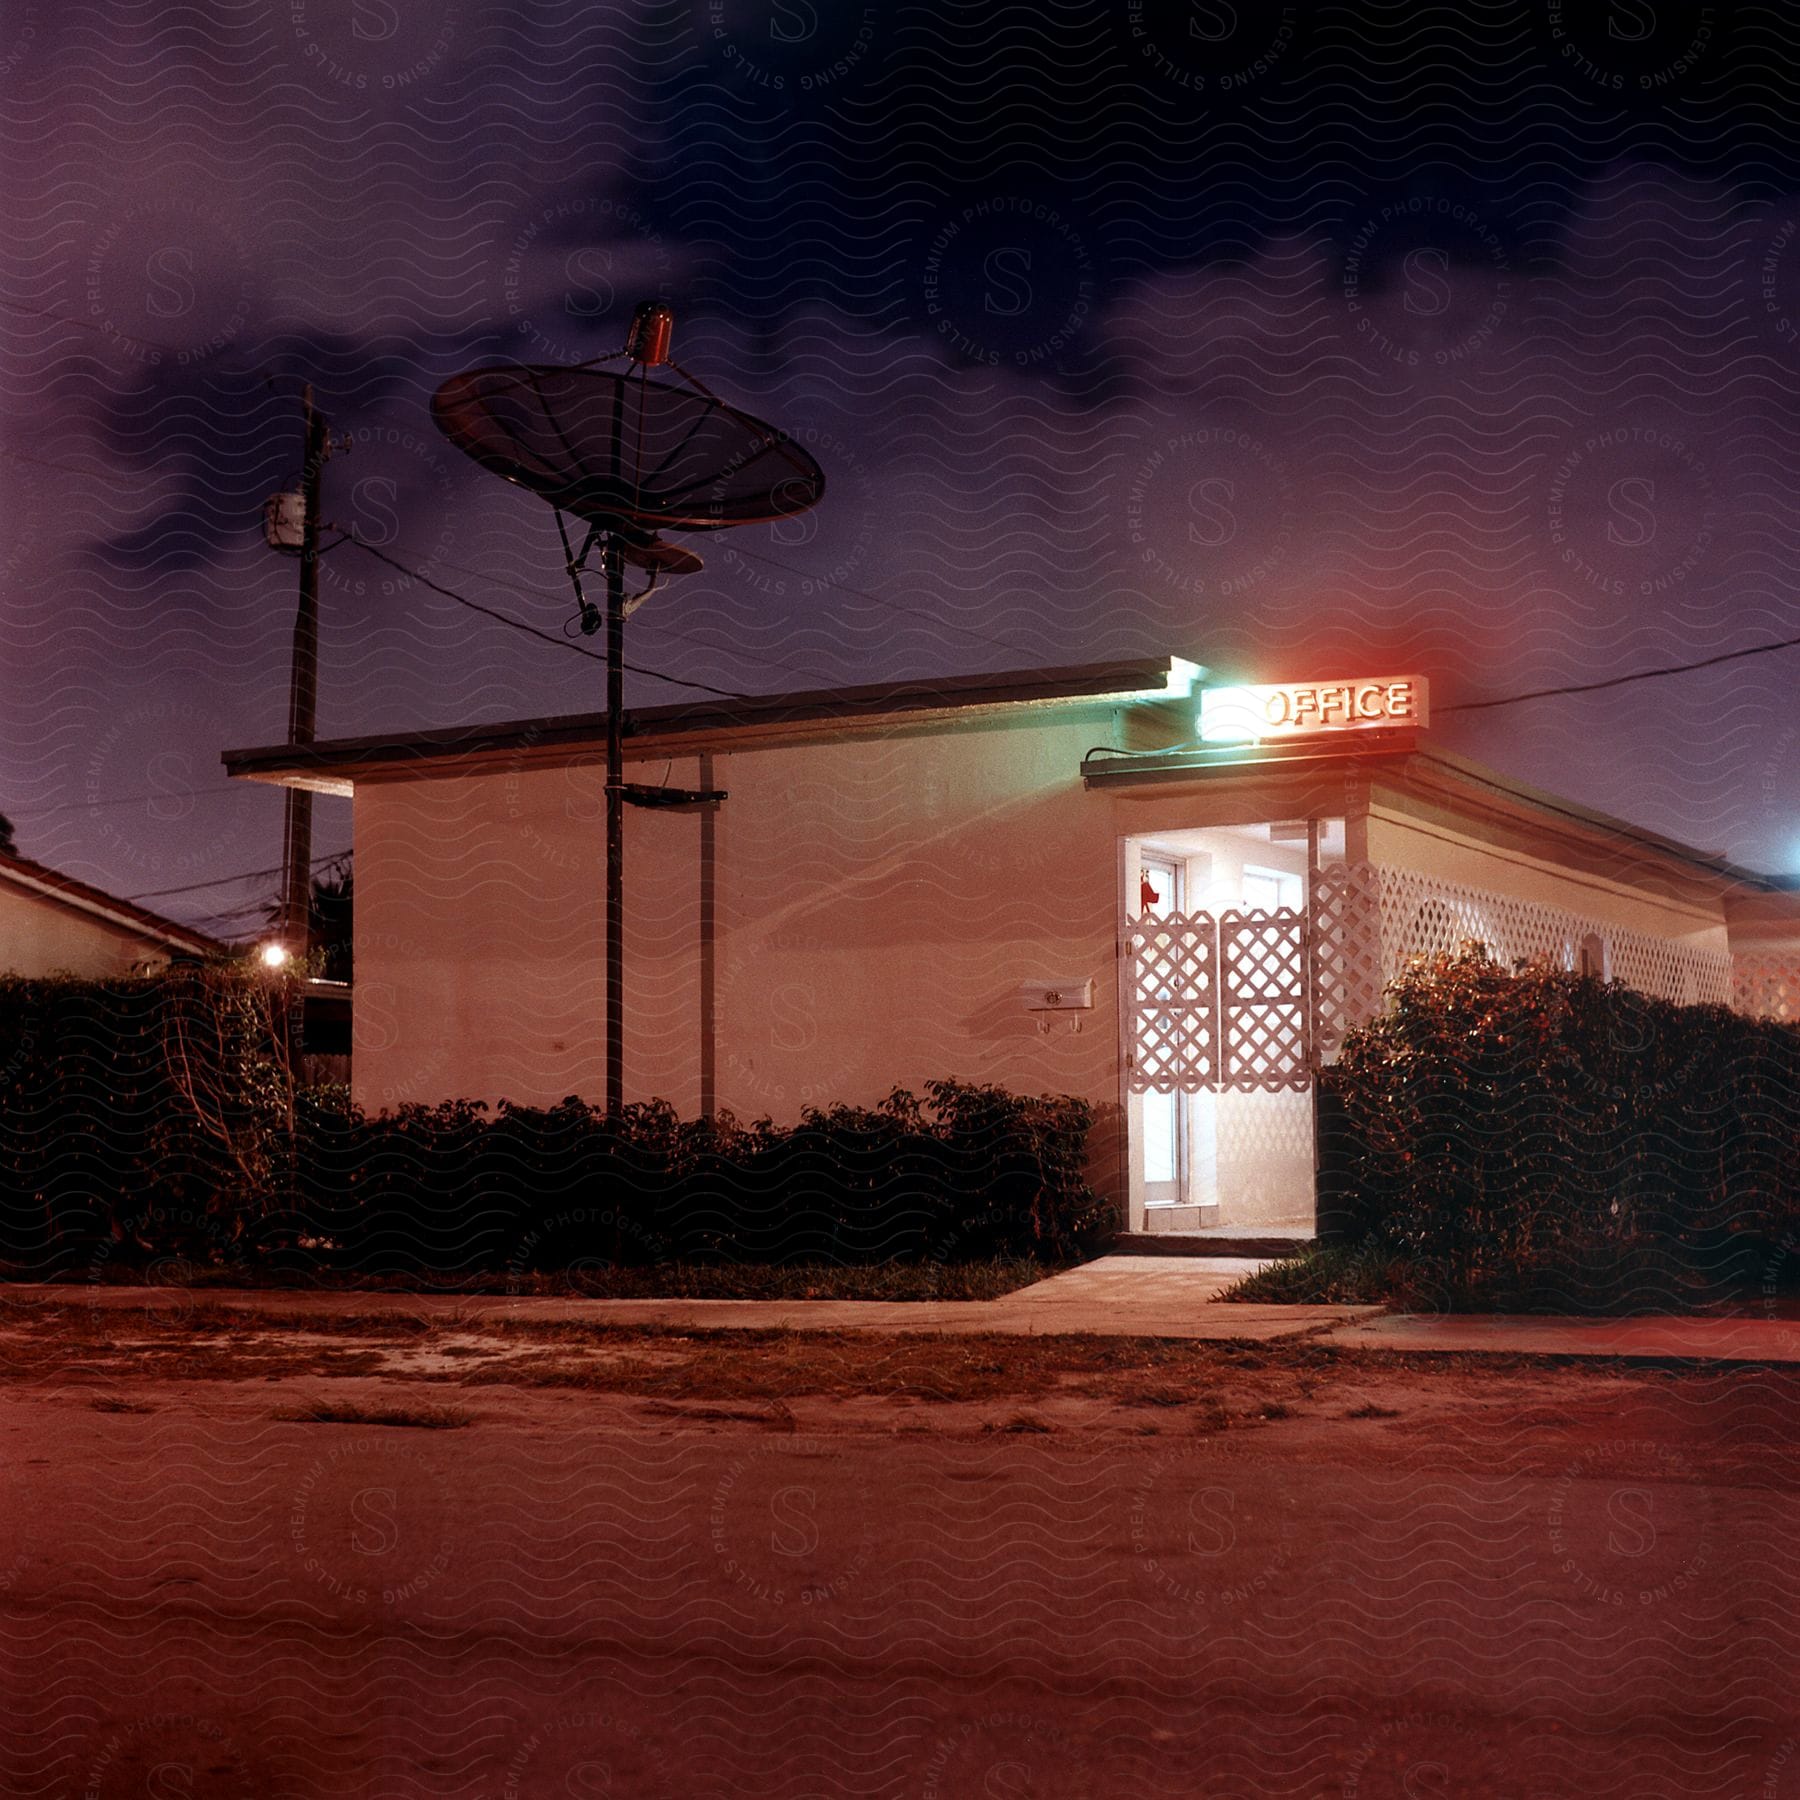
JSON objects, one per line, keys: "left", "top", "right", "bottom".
{"left": 344, "top": 713, "right": 1769, "bottom": 1216}
{"left": 0, "top": 881, "right": 187, "bottom": 978}
{"left": 351, "top": 714, "right": 1124, "bottom": 1172}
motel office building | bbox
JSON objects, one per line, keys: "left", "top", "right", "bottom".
{"left": 226, "top": 660, "right": 1800, "bottom": 1238}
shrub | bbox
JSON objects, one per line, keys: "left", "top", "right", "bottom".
{"left": 0, "top": 966, "right": 297, "bottom": 1270}
{"left": 1324, "top": 944, "right": 1800, "bottom": 1301}
{"left": 287, "top": 1079, "right": 1111, "bottom": 1274}
{"left": 0, "top": 971, "right": 1109, "bottom": 1275}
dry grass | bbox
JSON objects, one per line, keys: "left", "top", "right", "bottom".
{"left": 6, "top": 1295, "right": 1769, "bottom": 1445}
{"left": 274, "top": 1400, "right": 475, "bottom": 1430}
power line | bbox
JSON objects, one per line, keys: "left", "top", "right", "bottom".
{"left": 340, "top": 536, "right": 753, "bottom": 701}
{"left": 1435, "top": 633, "right": 1800, "bottom": 715}
{"left": 9, "top": 784, "right": 244, "bottom": 819}
{"left": 126, "top": 847, "right": 348, "bottom": 903}
{"left": 403, "top": 541, "right": 838, "bottom": 689}
{"left": 0, "top": 442, "right": 122, "bottom": 480}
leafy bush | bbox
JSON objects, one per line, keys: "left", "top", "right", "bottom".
{"left": 0, "top": 970, "right": 1109, "bottom": 1275}
{"left": 289, "top": 1080, "right": 1111, "bottom": 1274}
{"left": 1323, "top": 944, "right": 1800, "bottom": 1304}
{"left": 0, "top": 967, "right": 296, "bottom": 1271}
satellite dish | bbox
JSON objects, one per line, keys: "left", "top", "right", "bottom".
{"left": 618, "top": 533, "right": 704, "bottom": 577}
{"left": 427, "top": 305, "right": 826, "bottom": 1121}
{"left": 431, "top": 363, "right": 824, "bottom": 535}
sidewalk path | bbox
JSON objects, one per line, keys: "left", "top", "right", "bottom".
{"left": 12, "top": 1255, "right": 1800, "bottom": 1362}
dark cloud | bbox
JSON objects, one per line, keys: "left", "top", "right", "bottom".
{"left": 5, "top": 0, "right": 1800, "bottom": 930}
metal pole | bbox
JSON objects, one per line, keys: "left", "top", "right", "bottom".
{"left": 605, "top": 536, "right": 625, "bottom": 1116}
{"left": 699, "top": 750, "right": 716, "bottom": 1120}
{"left": 281, "top": 384, "right": 329, "bottom": 959}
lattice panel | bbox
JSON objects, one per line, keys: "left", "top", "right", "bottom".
{"left": 1219, "top": 908, "right": 1311, "bottom": 1090}
{"left": 1215, "top": 1087, "right": 1317, "bottom": 1224}
{"left": 1309, "top": 861, "right": 1382, "bottom": 1064}
{"left": 1611, "top": 934, "right": 1731, "bottom": 1007}
{"left": 1367, "top": 864, "right": 1732, "bottom": 1008}
{"left": 1126, "top": 909, "right": 1219, "bottom": 1093}
{"left": 1734, "top": 955, "right": 1800, "bottom": 1022}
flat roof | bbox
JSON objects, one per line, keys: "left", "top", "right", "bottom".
{"left": 222, "top": 656, "right": 1201, "bottom": 793}
{"left": 221, "top": 653, "right": 1793, "bottom": 901}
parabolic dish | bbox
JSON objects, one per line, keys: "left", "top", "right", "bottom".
{"left": 431, "top": 364, "right": 825, "bottom": 532}
{"left": 621, "top": 535, "right": 705, "bottom": 577}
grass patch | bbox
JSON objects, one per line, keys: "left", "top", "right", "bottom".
{"left": 512, "top": 1258, "right": 1053, "bottom": 1303}
{"left": 1220, "top": 1237, "right": 1771, "bottom": 1315}
{"left": 274, "top": 1400, "right": 474, "bottom": 1430}
{"left": 1220, "top": 1243, "right": 1408, "bottom": 1307}
{"left": 89, "top": 1395, "right": 155, "bottom": 1414}
{"left": 1346, "top": 1402, "right": 1401, "bottom": 1419}
{"left": 13, "top": 1257, "right": 1055, "bottom": 1303}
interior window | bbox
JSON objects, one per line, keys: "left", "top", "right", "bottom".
{"left": 1139, "top": 855, "right": 1181, "bottom": 918}
{"left": 1241, "top": 865, "right": 1301, "bottom": 912}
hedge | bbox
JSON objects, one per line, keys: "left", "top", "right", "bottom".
{"left": 0, "top": 970, "right": 1111, "bottom": 1275}
{"left": 1324, "top": 944, "right": 1800, "bottom": 1292}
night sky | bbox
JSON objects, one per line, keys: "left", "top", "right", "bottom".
{"left": 6, "top": 0, "right": 1799, "bottom": 938}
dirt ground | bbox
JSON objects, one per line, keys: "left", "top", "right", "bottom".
{"left": 1, "top": 1296, "right": 1795, "bottom": 1797}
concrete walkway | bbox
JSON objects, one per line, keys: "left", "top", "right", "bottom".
{"left": 20, "top": 1255, "right": 1800, "bottom": 1363}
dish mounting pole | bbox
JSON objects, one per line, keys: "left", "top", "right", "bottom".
{"left": 604, "top": 532, "right": 625, "bottom": 1117}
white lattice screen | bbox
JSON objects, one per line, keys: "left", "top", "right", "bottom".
{"left": 1735, "top": 955, "right": 1800, "bottom": 1023}
{"left": 1307, "top": 861, "right": 1734, "bottom": 1061}
{"left": 1126, "top": 907, "right": 1310, "bottom": 1093}
{"left": 1370, "top": 864, "right": 1730, "bottom": 1007}
{"left": 1218, "top": 909, "right": 1310, "bottom": 1090}
{"left": 1125, "top": 908, "right": 1219, "bottom": 1093}
{"left": 1309, "top": 862, "right": 1382, "bottom": 1064}
{"left": 1131, "top": 860, "right": 1754, "bottom": 1090}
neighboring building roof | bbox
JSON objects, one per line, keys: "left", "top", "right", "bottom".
{"left": 221, "top": 657, "right": 1203, "bottom": 795}
{"left": 0, "top": 849, "right": 225, "bottom": 961}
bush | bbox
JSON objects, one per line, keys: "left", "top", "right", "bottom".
{"left": 288, "top": 1080, "right": 1111, "bottom": 1275}
{"left": 0, "top": 971, "right": 1110, "bottom": 1276}
{"left": 0, "top": 967, "right": 296, "bottom": 1272}
{"left": 1324, "top": 944, "right": 1800, "bottom": 1304}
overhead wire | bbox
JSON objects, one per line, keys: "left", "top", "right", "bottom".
{"left": 126, "top": 847, "right": 348, "bottom": 903}
{"left": 1438, "top": 633, "right": 1800, "bottom": 714}
{"left": 339, "top": 534, "right": 752, "bottom": 700}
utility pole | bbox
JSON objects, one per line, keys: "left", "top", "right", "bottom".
{"left": 280, "top": 385, "right": 331, "bottom": 959}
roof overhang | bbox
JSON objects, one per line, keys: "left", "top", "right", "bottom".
{"left": 1085, "top": 736, "right": 1780, "bottom": 900}
{"left": 223, "top": 656, "right": 1205, "bottom": 795}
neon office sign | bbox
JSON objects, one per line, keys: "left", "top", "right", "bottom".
{"left": 1199, "top": 677, "right": 1429, "bottom": 743}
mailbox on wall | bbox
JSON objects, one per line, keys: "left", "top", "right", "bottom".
{"left": 1019, "top": 979, "right": 1095, "bottom": 1012}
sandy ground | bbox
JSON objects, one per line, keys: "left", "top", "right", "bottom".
{"left": 1, "top": 1296, "right": 1796, "bottom": 1797}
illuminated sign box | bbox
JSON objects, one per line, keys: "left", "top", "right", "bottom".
{"left": 1200, "top": 677, "right": 1429, "bottom": 744}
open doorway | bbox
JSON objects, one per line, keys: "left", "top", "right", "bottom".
{"left": 1124, "top": 820, "right": 1344, "bottom": 1237}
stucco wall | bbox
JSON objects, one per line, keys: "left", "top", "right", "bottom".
{"left": 351, "top": 713, "right": 1124, "bottom": 1149}
{"left": 0, "top": 882, "right": 176, "bottom": 978}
